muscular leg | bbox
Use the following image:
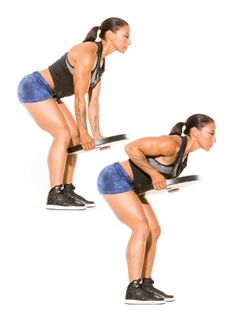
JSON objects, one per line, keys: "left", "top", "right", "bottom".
{"left": 23, "top": 99, "right": 71, "bottom": 188}
{"left": 140, "top": 197, "right": 175, "bottom": 301}
{"left": 140, "top": 196, "right": 161, "bottom": 279}
{"left": 58, "top": 102, "right": 79, "bottom": 184}
{"left": 103, "top": 191, "right": 150, "bottom": 282}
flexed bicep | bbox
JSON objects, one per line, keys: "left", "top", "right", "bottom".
{"left": 125, "top": 136, "right": 179, "bottom": 184}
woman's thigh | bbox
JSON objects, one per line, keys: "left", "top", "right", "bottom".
{"left": 140, "top": 196, "right": 160, "bottom": 232}
{"left": 23, "top": 99, "right": 69, "bottom": 137}
{"left": 57, "top": 102, "right": 79, "bottom": 144}
{"left": 103, "top": 191, "right": 149, "bottom": 231}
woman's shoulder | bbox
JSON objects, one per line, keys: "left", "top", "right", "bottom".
{"left": 153, "top": 134, "right": 182, "bottom": 146}
{"left": 69, "top": 42, "right": 98, "bottom": 55}
{"left": 126, "top": 135, "right": 182, "bottom": 157}
{"left": 68, "top": 42, "right": 98, "bottom": 66}
{"left": 154, "top": 135, "right": 183, "bottom": 155}
{"left": 166, "top": 134, "right": 183, "bottom": 145}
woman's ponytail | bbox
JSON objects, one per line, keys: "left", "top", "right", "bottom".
{"left": 83, "top": 17, "right": 129, "bottom": 43}
{"left": 83, "top": 26, "right": 100, "bottom": 42}
{"left": 169, "top": 114, "right": 215, "bottom": 136}
{"left": 169, "top": 122, "right": 186, "bottom": 136}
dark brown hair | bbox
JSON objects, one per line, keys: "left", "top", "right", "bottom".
{"left": 83, "top": 17, "right": 129, "bottom": 42}
{"left": 169, "top": 114, "right": 215, "bottom": 136}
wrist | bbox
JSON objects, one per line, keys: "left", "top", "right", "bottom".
{"left": 150, "top": 169, "right": 161, "bottom": 177}
{"left": 93, "top": 133, "right": 103, "bottom": 140}
{"left": 78, "top": 129, "right": 89, "bottom": 137}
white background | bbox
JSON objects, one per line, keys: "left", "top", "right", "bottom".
{"left": 1, "top": 0, "right": 236, "bottom": 317}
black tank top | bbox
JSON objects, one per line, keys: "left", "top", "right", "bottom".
{"left": 48, "top": 41, "right": 105, "bottom": 98}
{"left": 129, "top": 136, "right": 188, "bottom": 190}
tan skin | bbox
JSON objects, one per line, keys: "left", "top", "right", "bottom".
{"left": 102, "top": 123, "right": 216, "bottom": 282}
{"left": 22, "top": 25, "right": 131, "bottom": 188}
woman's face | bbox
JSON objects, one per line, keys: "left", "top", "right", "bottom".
{"left": 197, "top": 122, "right": 216, "bottom": 151}
{"left": 111, "top": 25, "right": 131, "bottom": 53}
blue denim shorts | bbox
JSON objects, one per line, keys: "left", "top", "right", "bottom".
{"left": 17, "top": 71, "right": 61, "bottom": 103}
{"left": 97, "top": 162, "right": 135, "bottom": 194}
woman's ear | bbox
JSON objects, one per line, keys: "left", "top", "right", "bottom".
{"left": 105, "top": 30, "right": 114, "bottom": 41}
{"left": 191, "top": 127, "right": 200, "bottom": 139}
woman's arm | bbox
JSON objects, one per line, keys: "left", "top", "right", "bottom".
{"left": 88, "top": 81, "right": 103, "bottom": 139}
{"left": 125, "top": 136, "right": 179, "bottom": 190}
{"left": 73, "top": 44, "right": 97, "bottom": 150}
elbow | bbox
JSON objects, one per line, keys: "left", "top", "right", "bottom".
{"left": 88, "top": 96, "right": 99, "bottom": 108}
{"left": 74, "top": 92, "right": 86, "bottom": 105}
{"left": 88, "top": 100, "right": 99, "bottom": 109}
{"left": 125, "top": 143, "right": 145, "bottom": 161}
{"left": 77, "top": 96, "right": 86, "bottom": 105}
{"left": 125, "top": 143, "right": 135, "bottom": 157}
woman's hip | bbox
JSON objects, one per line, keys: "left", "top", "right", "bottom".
{"left": 97, "top": 162, "right": 135, "bottom": 195}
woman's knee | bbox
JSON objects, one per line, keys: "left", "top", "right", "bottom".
{"left": 53, "top": 124, "right": 72, "bottom": 146}
{"left": 150, "top": 224, "right": 161, "bottom": 241}
{"left": 70, "top": 130, "right": 80, "bottom": 146}
{"left": 132, "top": 220, "right": 150, "bottom": 242}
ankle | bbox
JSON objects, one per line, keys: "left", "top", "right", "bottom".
{"left": 142, "top": 277, "right": 154, "bottom": 284}
{"left": 128, "top": 279, "right": 142, "bottom": 287}
{"left": 63, "top": 183, "right": 75, "bottom": 190}
{"left": 49, "top": 184, "right": 64, "bottom": 193}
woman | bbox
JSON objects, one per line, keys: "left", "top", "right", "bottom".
{"left": 97, "top": 114, "right": 216, "bottom": 304}
{"left": 17, "top": 17, "right": 131, "bottom": 210}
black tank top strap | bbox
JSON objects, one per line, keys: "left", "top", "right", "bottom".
{"left": 90, "top": 41, "right": 105, "bottom": 89}
{"left": 172, "top": 136, "right": 187, "bottom": 177}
